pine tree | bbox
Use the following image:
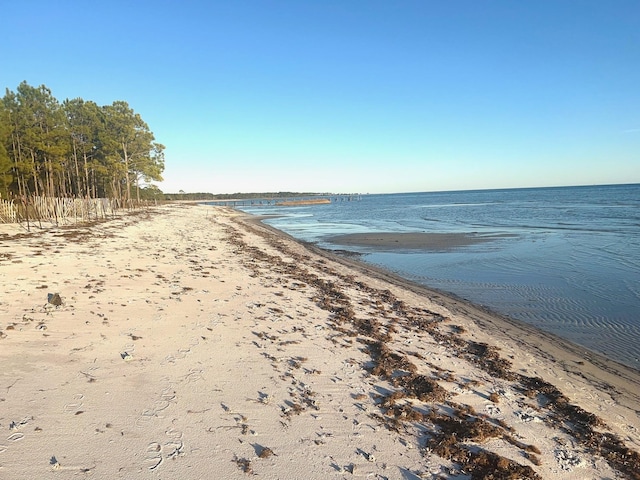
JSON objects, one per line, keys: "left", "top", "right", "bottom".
{"left": 0, "top": 82, "right": 165, "bottom": 202}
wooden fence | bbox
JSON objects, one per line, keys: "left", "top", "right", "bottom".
{"left": 0, "top": 196, "right": 153, "bottom": 228}
{"left": 0, "top": 198, "right": 18, "bottom": 223}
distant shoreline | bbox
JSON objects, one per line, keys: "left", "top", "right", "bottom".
{"left": 275, "top": 198, "right": 331, "bottom": 206}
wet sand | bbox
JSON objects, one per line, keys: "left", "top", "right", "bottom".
{"left": 253, "top": 218, "right": 640, "bottom": 412}
{"left": 329, "top": 232, "right": 515, "bottom": 251}
{"left": 0, "top": 204, "right": 639, "bottom": 479}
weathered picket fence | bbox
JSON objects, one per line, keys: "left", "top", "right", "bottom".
{"left": 0, "top": 198, "right": 17, "bottom": 223}
{"left": 0, "top": 196, "right": 152, "bottom": 227}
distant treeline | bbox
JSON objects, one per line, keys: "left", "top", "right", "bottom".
{"left": 163, "top": 191, "right": 324, "bottom": 201}
{"left": 0, "top": 81, "right": 164, "bottom": 203}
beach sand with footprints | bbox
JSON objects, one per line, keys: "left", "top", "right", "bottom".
{"left": 1, "top": 203, "right": 639, "bottom": 479}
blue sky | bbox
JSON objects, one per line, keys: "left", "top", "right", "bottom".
{"left": 3, "top": 1, "right": 639, "bottom": 194}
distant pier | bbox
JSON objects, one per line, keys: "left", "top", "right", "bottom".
{"left": 205, "top": 194, "right": 361, "bottom": 207}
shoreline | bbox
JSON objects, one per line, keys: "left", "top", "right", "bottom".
{"left": 1, "top": 203, "right": 639, "bottom": 479}
{"left": 268, "top": 222, "right": 639, "bottom": 372}
{"left": 242, "top": 212, "right": 640, "bottom": 411}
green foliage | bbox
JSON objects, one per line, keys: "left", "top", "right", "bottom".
{"left": 0, "top": 81, "right": 164, "bottom": 201}
{"left": 162, "top": 192, "right": 218, "bottom": 201}
{"left": 137, "top": 184, "right": 164, "bottom": 200}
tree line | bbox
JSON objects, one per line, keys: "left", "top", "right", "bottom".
{"left": 162, "top": 191, "right": 324, "bottom": 201}
{"left": 0, "top": 81, "right": 164, "bottom": 203}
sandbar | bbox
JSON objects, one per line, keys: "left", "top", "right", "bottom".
{"left": 329, "top": 231, "right": 514, "bottom": 251}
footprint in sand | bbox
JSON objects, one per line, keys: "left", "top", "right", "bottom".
{"left": 515, "top": 409, "right": 542, "bottom": 423}
{"left": 144, "top": 442, "right": 163, "bottom": 470}
{"left": 176, "top": 348, "right": 191, "bottom": 359}
{"left": 7, "top": 433, "right": 24, "bottom": 442}
{"left": 63, "top": 394, "right": 85, "bottom": 413}
{"left": 162, "top": 347, "right": 191, "bottom": 364}
{"left": 164, "top": 439, "right": 184, "bottom": 460}
{"left": 143, "top": 429, "right": 185, "bottom": 470}
{"left": 578, "top": 386, "right": 595, "bottom": 401}
{"left": 136, "top": 385, "right": 177, "bottom": 428}
{"left": 485, "top": 404, "right": 502, "bottom": 416}
{"left": 120, "top": 342, "right": 135, "bottom": 361}
{"left": 555, "top": 448, "right": 586, "bottom": 471}
{"left": 162, "top": 354, "right": 177, "bottom": 365}
{"left": 183, "top": 369, "right": 204, "bottom": 384}
{"left": 161, "top": 386, "right": 176, "bottom": 399}
{"left": 164, "top": 428, "right": 185, "bottom": 460}
{"left": 151, "top": 398, "right": 172, "bottom": 413}
{"left": 135, "top": 411, "right": 156, "bottom": 429}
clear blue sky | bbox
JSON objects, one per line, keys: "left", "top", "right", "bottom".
{"left": 3, "top": 0, "right": 639, "bottom": 194}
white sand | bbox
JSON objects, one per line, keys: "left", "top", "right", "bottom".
{"left": 1, "top": 204, "right": 639, "bottom": 479}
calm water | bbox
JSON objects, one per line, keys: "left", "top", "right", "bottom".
{"left": 235, "top": 184, "right": 640, "bottom": 369}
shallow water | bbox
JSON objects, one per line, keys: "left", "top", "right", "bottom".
{"left": 233, "top": 184, "right": 640, "bottom": 369}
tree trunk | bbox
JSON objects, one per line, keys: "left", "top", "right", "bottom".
{"left": 122, "top": 141, "right": 131, "bottom": 202}
{"left": 44, "top": 156, "right": 55, "bottom": 197}
{"left": 83, "top": 152, "right": 90, "bottom": 198}
{"left": 72, "top": 141, "right": 82, "bottom": 197}
{"left": 10, "top": 133, "right": 25, "bottom": 198}
{"left": 30, "top": 151, "right": 39, "bottom": 197}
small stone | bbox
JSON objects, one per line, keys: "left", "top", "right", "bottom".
{"left": 258, "top": 447, "right": 275, "bottom": 458}
{"left": 47, "top": 293, "right": 62, "bottom": 306}
{"left": 120, "top": 352, "right": 133, "bottom": 361}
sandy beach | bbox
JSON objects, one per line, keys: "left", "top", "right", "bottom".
{"left": 1, "top": 203, "right": 639, "bottom": 479}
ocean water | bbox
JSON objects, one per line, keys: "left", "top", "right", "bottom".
{"left": 235, "top": 184, "right": 640, "bottom": 369}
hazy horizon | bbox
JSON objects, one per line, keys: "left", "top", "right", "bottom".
{"left": 173, "top": 181, "right": 639, "bottom": 197}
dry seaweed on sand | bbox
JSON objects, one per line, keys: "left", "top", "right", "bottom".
{"left": 232, "top": 456, "right": 253, "bottom": 474}
{"left": 518, "top": 377, "right": 640, "bottom": 480}
{"left": 231, "top": 215, "right": 640, "bottom": 479}
{"left": 392, "top": 374, "right": 449, "bottom": 403}
{"left": 462, "top": 341, "right": 516, "bottom": 380}
{"left": 365, "top": 340, "right": 418, "bottom": 378}
{"left": 425, "top": 409, "right": 541, "bottom": 479}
